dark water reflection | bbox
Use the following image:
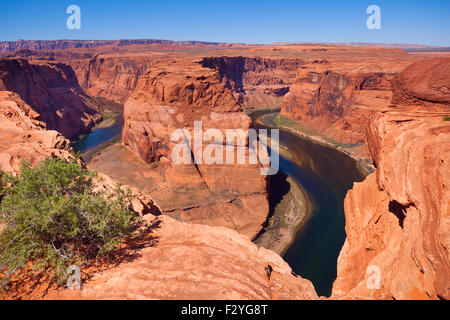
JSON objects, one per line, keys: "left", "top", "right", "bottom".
{"left": 251, "top": 111, "right": 365, "bottom": 297}
{"left": 72, "top": 118, "right": 122, "bottom": 153}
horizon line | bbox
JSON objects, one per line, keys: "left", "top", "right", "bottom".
{"left": 1, "top": 38, "right": 449, "bottom": 49}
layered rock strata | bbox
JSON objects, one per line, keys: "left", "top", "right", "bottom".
{"left": 332, "top": 58, "right": 450, "bottom": 300}
{"left": 69, "top": 54, "right": 154, "bottom": 103}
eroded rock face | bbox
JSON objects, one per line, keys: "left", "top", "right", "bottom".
{"left": 0, "top": 91, "right": 72, "bottom": 173}
{"left": 332, "top": 59, "right": 450, "bottom": 300}
{"left": 37, "top": 215, "right": 318, "bottom": 300}
{"left": 92, "top": 172, "right": 162, "bottom": 217}
{"left": 122, "top": 59, "right": 270, "bottom": 239}
{"left": 3, "top": 44, "right": 448, "bottom": 300}
{"left": 200, "top": 56, "right": 303, "bottom": 107}
{"left": 0, "top": 58, "right": 101, "bottom": 138}
{"left": 69, "top": 55, "right": 153, "bottom": 103}
{"left": 282, "top": 67, "right": 397, "bottom": 144}
{"left": 279, "top": 49, "right": 423, "bottom": 147}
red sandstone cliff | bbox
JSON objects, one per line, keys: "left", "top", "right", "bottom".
{"left": 391, "top": 57, "right": 450, "bottom": 107}
{"left": 282, "top": 65, "right": 398, "bottom": 144}
{"left": 0, "top": 58, "right": 101, "bottom": 138}
{"left": 2, "top": 44, "right": 448, "bottom": 300}
{"left": 72, "top": 214, "right": 318, "bottom": 300}
{"left": 332, "top": 58, "right": 450, "bottom": 300}
{"left": 70, "top": 54, "right": 303, "bottom": 107}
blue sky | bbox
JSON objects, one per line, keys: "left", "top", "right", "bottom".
{"left": 0, "top": 0, "right": 449, "bottom": 45}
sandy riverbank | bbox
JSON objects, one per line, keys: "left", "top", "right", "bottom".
{"left": 254, "top": 175, "right": 313, "bottom": 256}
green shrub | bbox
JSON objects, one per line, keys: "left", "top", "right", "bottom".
{"left": 0, "top": 157, "right": 135, "bottom": 288}
{"left": 443, "top": 116, "right": 450, "bottom": 121}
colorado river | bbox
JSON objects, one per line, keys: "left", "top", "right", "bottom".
{"left": 251, "top": 110, "right": 366, "bottom": 297}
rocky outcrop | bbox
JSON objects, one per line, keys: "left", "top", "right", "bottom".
{"left": 122, "top": 59, "right": 270, "bottom": 239}
{"left": 332, "top": 59, "right": 450, "bottom": 300}
{"left": 92, "top": 172, "right": 162, "bottom": 217}
{"left": 122, "top": 59, "right": 241, "bottom": 163}
{"left": 0, "top": 58, "right": 101, "bottom": 138}
{"left": 11, "top": 214, "right": 318, "bottom": 300}
{"left": 391, "top": 58, "right": 450, "bottom": 106}
{"left": 0, "top": 91, "right": 72, "bottom": 173}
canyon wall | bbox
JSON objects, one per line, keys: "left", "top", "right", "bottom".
{"left": 69, "top": 55, "right": 154, "bottom": 103}
{"left": 71, "top": 54, "right": 304, "bottom": 107}
{"left": 282, "top": 64, "right": 397, "bottom": 144}
{"left": 201, "top": 56, "right": 303, "bottom": 108}
{"left": 6, "top": 50, "right": 305, "bottom": 107}
{"left": 0, "top": 58, "right": 101, "bottom": 138}
{"left": 6, "top": 49, "right": 155, "bottom": 103}
{"left": 278, "top": 48, "right": 424, "bottom": 149}
{"left": 332, "top": 58, "right": 450, "bottom": 300}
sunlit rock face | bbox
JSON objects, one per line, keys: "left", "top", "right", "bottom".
{"left": 332, "top": 58, "right": 450, "bottom": 300}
